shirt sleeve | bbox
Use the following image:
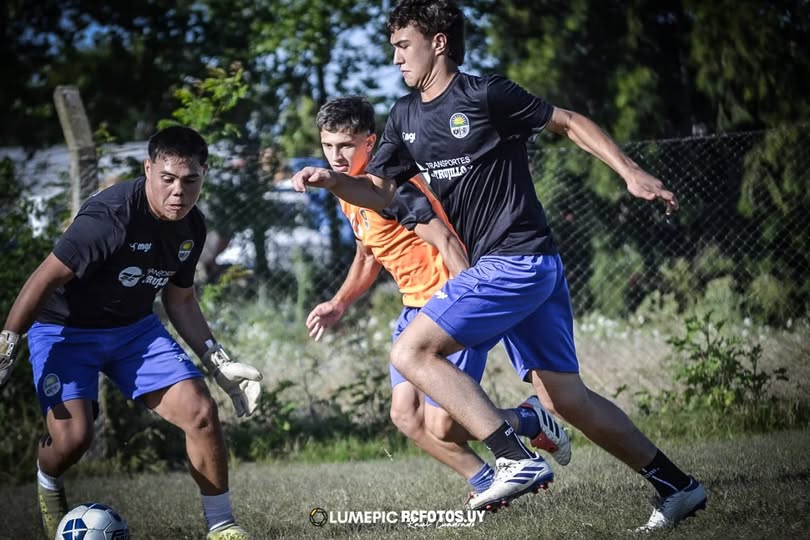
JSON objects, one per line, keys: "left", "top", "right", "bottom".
{"left": 379, "top": 179, "right": 437, "bottom": 230}
{"left": 487, "top": 75, "right": 553, "bottom": 139}
{"left": 52, "top": 201, "right": 127, "bottom": 279}
{"left": 366, "top": 105, "right": 421, "bottom": 185}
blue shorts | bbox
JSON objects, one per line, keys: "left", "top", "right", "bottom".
{"left": 388, "top": 307, "right": 492, "bottom": 407}
{"left": 27, "top": 314, "right": 203, "bottom": 415}
{"left": 420, "top": 254, "right": 579, "bottom": 380}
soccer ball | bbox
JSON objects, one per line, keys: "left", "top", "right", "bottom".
{"left": 55, "top": 502, "right": 130, "bottom": 540}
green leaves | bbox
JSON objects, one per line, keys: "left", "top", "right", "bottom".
{"left": 159, "top": 65, "right": 248, "bottom": 143}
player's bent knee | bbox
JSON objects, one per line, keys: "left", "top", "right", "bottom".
{"left": 390, "top": 405, "right": 423, "bottom": 439}
{"left": 48, "top": 426, "right": 94, "bottom": 462}
{"left": 184, "top": 395, "right": 219, "bottom": 434}
{"left": 389, "top": 337, "right": 431, "bottom": 374}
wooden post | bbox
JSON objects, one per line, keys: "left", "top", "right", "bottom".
{"left": 52, "top": 86, "right": 111, "bottom": 461}
{"left": 53, "top": 86, "right": 98, "bottom": 216}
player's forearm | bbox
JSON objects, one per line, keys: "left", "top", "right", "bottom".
{"left": 164, "top": 296, "right": 214, "bottom": 358}
{"left": 414, "top": 219, "right": 469, "bottom": 277}
{"left": 329, "top": 173, "right": 397, "bottom": 211}
{"left": 433, "top": 235, "right": 469, "bottom": 277}
{"left": 553, "top": 108, "right": 639, "bottom": 182}
{"left": 332, "top": 257, "right": 382, "bottom": 308}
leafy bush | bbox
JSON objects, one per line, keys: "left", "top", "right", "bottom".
{"left": 669, "top": 312, "right": 784, "bottom": 409}
{"left": 0, "top": 159, "right": 68, "bottom": 484}
{"left": 630, "top": 311, "right": 807, "bottom": 434}
{"left": 746, "top": 272, "right": 792, "bottom": 324}
{"left": 697, "top": 276, "right": 741, "bottom": 322}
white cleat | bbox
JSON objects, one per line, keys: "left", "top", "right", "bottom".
{"left": 635, "top": 477, "right": 707, "bottom": 532}
{"left": 519, "top": 396, "right": 571, "bottom": 466}
{"left": 465, "top": 455, "right": 554, "bottom": 512}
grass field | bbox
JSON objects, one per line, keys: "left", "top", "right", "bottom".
{"left": 2, "top": 429, "right": 808, "bottom": 539}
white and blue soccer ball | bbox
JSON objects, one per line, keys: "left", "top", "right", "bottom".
{"left": 55, "top": 502, "right": 130, "bottom": 540}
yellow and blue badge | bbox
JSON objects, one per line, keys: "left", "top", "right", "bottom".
{"left": 178, "top": 240, "right": 194, "bottom": 262}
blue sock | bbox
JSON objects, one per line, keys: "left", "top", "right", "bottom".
{"left": 467, "top": 463, "right": 495, "bottom": 493}
{"left": 514, "top": 406, "right": 541, "bottom": 438}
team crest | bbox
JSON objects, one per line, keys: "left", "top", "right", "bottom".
{"left": 450, "top": 113, "right": 470, "bottom": 139}
{"left": 178, "top": 240, "right": 194, "bottom": 261}
{"left": 43, "top": 373, "right": 61, "bottom": 397}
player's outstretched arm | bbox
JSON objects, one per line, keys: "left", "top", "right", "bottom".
{"left": 413, "top": 218, "right": 470, "bottom": 277}
{"left": 1, "top": 253, "right": 74, "bottom": 386}
{"left": 162, "top": 284, "right": 263, "bottom": 417}
{"left": 545, "top": 107, "right": 679, "bottom": 215}
{"left": 306, "top": 241, "right": 381, "bottom": 342}
{"left": 291, "top": 167, "right": 397, "bottom": 211}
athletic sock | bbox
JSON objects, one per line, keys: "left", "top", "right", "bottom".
{"left": 513, "top": 406, "right": 541, "bottom": 438}
{"left": 640, "top": 450, "right": 692, "bottom": 498}
{"left": 467, "top": 462, "right": 495, "bottom": 493}
{"left": 37, "top": 462, "right": 64, "bottom": 491}
{"left": 201, "top": 491, "right": 235, "bottom": 531}
{"left": 483, "top": 421, "right": 534, "bottom": 461}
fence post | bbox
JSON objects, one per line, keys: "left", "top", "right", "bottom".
{"left": 52, "top": 86, "right": 112, "bottom": 461}
{"left": 53, "top": 85, "right": 99, "bottom": 216}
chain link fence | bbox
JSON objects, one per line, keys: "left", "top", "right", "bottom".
{"left": 5, "top": 125, "right": 809, "bottom": 407}
{"left": 6, "top": 125, "right": 808, "bottom": 325}
{"left": 196, "top": 126, "right": 810, "bottom": 326}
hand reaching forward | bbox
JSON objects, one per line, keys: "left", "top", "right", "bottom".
{"left": 305, "top": 301, "right": 346, "bottom": 342}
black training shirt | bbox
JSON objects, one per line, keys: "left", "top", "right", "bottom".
{"left": 38, "top": 177, "right": 206, "bottom": 328}
{"left": 367, "top": 72, "right": 558, "bottom": 264}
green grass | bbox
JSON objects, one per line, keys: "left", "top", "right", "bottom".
{"left": 2, "top": 429, "right": 809, "bottom": 539}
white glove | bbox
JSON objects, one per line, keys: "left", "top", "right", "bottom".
{"left": 201, "top": 341, "right": 263, "bottom": 418}
{"left": 0, "top": 330, "right": 20, "bottom": 386}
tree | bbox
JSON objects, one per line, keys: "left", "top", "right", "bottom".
{"left": 469, "top": 0, "right": 810, "bottom": 320}
{"left": 1, "top": 0, "right": 217, "bottom": 146}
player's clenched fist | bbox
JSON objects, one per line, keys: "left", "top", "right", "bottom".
{"left": 291, "top": 166, "right": 336, "bottom": 192}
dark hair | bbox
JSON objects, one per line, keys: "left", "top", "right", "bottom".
{"left": 316, "top": 96, "right": 376, "bottom": 135}
{"left": 387, "top": 0, "right": 465, "bottom": 65}
{"left": 147, "top": 125, "right": 208, "bottom": 165}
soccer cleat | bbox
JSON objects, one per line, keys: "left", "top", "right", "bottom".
{"left": 38, "top": 483, "right": 68, "bottom": 539}
{"left": 519, "top": 395, "right": 571, "bottom": 466}
{"left": 465, "top": 454, "right": 554, "bottom": 512}
{"left": 207, "top": 522, "right": 251, "bottom": 540}
{"left": 635, "top": 477, "right": 707, "bottom": 532}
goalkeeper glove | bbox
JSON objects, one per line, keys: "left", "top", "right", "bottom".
{"left": 0, "top": 330, "right": 20, "bottom": 386}
{"left": 201, "top": 340, "right": 263, "bottom": 417}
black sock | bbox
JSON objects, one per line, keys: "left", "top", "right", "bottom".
{"left": 483, "top": 421, "right": 534, "bottom": 461}
{"left": 640, "top": 450, "right": 692, "bottom": 498}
